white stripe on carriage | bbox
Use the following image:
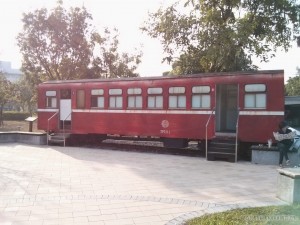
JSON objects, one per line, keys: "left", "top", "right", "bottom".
{"left": 38, "top": 108, "right": 284, "bottom": 116}
{"left": 37, "top": 108, "right": 59, "bottom": 112}
{"left": 239, "top": 111, "right": 284, "bottom": 116}
{"left": 72, "top": 109, "right": 215, "bottom": 114}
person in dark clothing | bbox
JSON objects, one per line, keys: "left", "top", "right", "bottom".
{"left": 277, "top": 121, "right": 294, "bottom": 167}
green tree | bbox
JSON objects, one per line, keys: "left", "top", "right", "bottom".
{"left": 17, "top": 1, "right": 141, "bottom": 84}
{"left": 90, "top": 28, "right": 142, "bottom": 78}
{"left": 14, "top": 77, "right": 36, "bottom": 115}
{"left": 0, "top": 74, "right": 13, "bottom": 125}
{"left": 285, "top": 67, "right": 300, "bottom": 96}
{"left": 142, "top": 0, "right": 300, "bottom": 75}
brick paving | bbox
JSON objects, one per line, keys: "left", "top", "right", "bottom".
{"left": 0, "top": 144, "right": 285, "bottom": 225}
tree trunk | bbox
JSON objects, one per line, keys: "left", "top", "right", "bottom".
{"left": 0, "top": 106, "right": 3, "bottom": 126}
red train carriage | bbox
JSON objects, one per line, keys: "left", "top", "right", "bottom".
{"left": 37, "top": 70, "right": 285, "bottom": 159}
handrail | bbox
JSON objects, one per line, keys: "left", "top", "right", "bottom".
{"left": 205, "top": 107, "right": 215, "bottom": 160}
{"left": 62, "top": 112, "right": 72, "bottom": 147}
{"left": 47, "top": 111, "right": 59, "bottom": 145}
{"left": 235, "top": 108, "right": 240, "bottom": 163}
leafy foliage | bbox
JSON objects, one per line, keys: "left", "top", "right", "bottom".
{"left": 14, "top": 77, "right": 36, "bottom": 115}
{"left": 285, "top": 67, "right": 300, "bottom": 96}
{"left": 0, "top": 74, "right": 14, "bottom": 125}
{"left": 17, "top": 2, "right": 92, "bottom": 83}
{"left": 90, "top": 28, "right": 142, "bottom": 79}
{"left": 17, "top": 1, "right": 142, "bottom": 84}
{"left": 2, "top": 111, "right": 31, "bottom": 121}
{"left": 142, "top": 0, "right": 300, "bottom": 75}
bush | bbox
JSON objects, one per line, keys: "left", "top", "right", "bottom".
{"left": 3, "top": 111, "right": 31, "bottom": 121}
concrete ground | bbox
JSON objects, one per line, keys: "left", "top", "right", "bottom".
{"left": 0, "top": 144, "right": 286, "bottom": 225}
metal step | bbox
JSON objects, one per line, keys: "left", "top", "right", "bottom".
{"left": 207, "top": 135, "right": 237, "bottom": 162}
{"left": 207, "top": 152, "right": 236, "bottom": 162}
{"left": 208, "top": 147, "right": 236, "bottom": 154}
{"left": 48, "top": 133, "right": 70, "bottom": 146}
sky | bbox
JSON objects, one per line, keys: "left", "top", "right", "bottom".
{"left": 0, "top": 0, "right": 299, "bottom": 80}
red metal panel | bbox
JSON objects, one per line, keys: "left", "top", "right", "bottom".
{"left": 37, "top": 112, "right": 58, "bottom": 131}
{"left": 239, "top": 115, "right": 283, "bottom": 143}
{"left": 71, "top": 111, "right": 215, "bottom": 139}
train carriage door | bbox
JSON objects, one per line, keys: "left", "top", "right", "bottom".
{"left": 60, "top": 89, "right": 72, "bottom": 129}
{"left": 216, "top": 84, "right": 238, "bottom": 132}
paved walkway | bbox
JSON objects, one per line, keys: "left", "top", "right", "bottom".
{"left": 0, "top": 144, "right": 285, "bottom": 225}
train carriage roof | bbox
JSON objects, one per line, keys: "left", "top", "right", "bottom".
{"left": 41, "top": 70, "right": 284, "bottom": 84}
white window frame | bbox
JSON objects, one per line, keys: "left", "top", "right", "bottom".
{"left": 191, "top": 86, "right": 211, "bottom": 109}
{"left": 168, "top": 86, "right": 186, "bottom": 109}
{"left": 128, "top": 88, "right": 142, "bottom": 108}
{"left": 46, "top": 91, "right": 57, "bottom": 108}
{"left": 169, "top": 95, "right": 186, "bottom": 109}
{"left": 46, "top": 91, "right": 56, "bottom": 97}
{"left": 148, "top": 96, "right": 163, "bottom": 109}
{"left": 244, "top": 84, "right": 267, "bottom": 109}
{"left": 91, "top": 89, "right": 105, "bottom": 108}
{"left": 46, "top": 97, "right": 57, "bottom": 108}
{"left": 128, "top": 96, "right": 142, "bottom": 108}
{"left": 109, "top": 89, "right": 123, "bottom": 108}
{"left": 147, "top": 87, "right": 163, "bottom": 109}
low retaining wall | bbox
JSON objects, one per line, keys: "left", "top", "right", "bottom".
{"left": 0, "top": 132, "right": 47, "bottom": 145}
{"left": 251, "top": 145, "right": 300, "bottom": 166}
{"left": 277, "top": 168, "right": 300, "bottom": 203}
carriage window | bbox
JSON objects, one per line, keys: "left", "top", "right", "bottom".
{"left": 147, "top": 87, "right": 163, "bottom": 109}
{"left": 61, "top": 89, "right": 71, "bottom": 99}
{"left": 77, "top": 90, "right": 85, "bottom": 109}
{"left": 46, "top": 91, "right": 57, "bottom": 108}
{"left": 109, "top": 89, "right": 123, "bottom": 108}
{"left": 192, "top": 86, "right": 211, "bottom": 108}
{"left": 91, "top": 89, "right": 104, "bottom": 108}
{"left": 244, "top": 84, "right": 266, "bottom": 108}
{"left": 169, "top": 87, "right": 186, "bottom": 109}
{"left": 128, "top": 88, "right": 142, "bottom": 108}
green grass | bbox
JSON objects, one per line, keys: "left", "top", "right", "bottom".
{"left": 186, "top": 204, "right": 300, "bottom": 225}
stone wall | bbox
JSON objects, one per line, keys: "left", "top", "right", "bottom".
{"left": 251, "top": 146, "right": 300, "bottom": 166}
{"left": 0, "top": 132, "right": 47, "bottom": 145}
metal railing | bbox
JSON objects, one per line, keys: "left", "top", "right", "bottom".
{"left": 62, "top": 112, "right": 72, "bottom": 147}
{"left": 47, "top": 111, "right": 59, "bottom": 145}
{"left": 235, "top": 109, "right": 240, "bottom": 163}
{"left": 205, "top": 108, "right": 215, "bottom": 160}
